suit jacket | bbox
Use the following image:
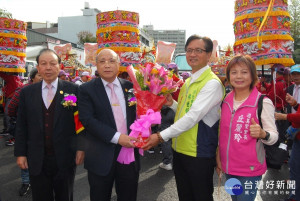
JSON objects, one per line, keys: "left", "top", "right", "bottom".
{"left": 287, "top": 84, "right": 295, "bottom": 114}
{"left": 78, "top": 77, "right": 139, "bottom": 176}
{"left": 14, "top": 79, "right": 85, "bottom": 176}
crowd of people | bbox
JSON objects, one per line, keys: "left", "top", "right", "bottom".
{"left": 0, "top": 34, "right": 299, "bottom": 201}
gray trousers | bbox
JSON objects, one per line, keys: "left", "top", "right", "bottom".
{"left": 161, "top": 139, "right": 173, "bottom": 165}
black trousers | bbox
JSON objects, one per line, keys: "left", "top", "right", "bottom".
{"left": 173, "top": 151, "right": 215, "bottom": 201}
{"left": 29, "top": 155, "right": 76, "bottom": 201}
{"left": 88, "top": 161, "right": 139, "bottom": 201}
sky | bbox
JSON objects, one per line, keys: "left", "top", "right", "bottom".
{"left": 2, "top": 0, "right": 236, "bottom": 48}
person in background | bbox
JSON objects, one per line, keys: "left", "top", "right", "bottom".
{"left": 284, "top": 67, "right": 293, "bottom": 88}
{"left": 223, "top": 78, "right": 233, "bottom": 95}
{"left": 276, "top": 64, "right": 300, "bottom": 201}
{"left": 143, "top": 35, "right": 224, "bottom": 201}
{"left": 181, "top": 72, "right": 191, "bottom": 81}
{"left": 75, "top": 71, "right": 90, "bottom": 85}
{"left": 153, "top": 105, "right": 175, "bottom": 170}
{"left": 94, "top": 70, "right": 100, "bottom": 78}
{"left": 14, "top": 49, "right": 85, "bottom": 201}
{"left": 0, "top": 72, "right": 23, "bottom": 135}
{"left": 267, "top": 63, "right": 288, "bottom": 142}
{"left": 18, "top": 76, "right": 26, "bottom": 84}
{"left": 267, "top": 64, "right": 287, "bottom": 112}
{"left": 58, "top": 70, "right": 69, "bottom": 81}
{"left": 72, "top": 76, "right": 80, "bottom": 83}
{"left": 167, "top": 63, "right": 183, "bottom": 101}
{"left": 8, "top": 68, "right": 42, "bottom": 196}
{"left": 275, "top": 93, "right": 300, "bottom": 201}
{"left": 118, "top": 72, "right": 131, "bottom": 81}
{"left": 256, "top": 76, "right": 270, "bottom": 95}
{"left": 217, "top": 55, "right": 278, "bottom": 201}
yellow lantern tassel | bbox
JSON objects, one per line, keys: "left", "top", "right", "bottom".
{"left": 256, "top": 0, "right": 275, "bottom": 49}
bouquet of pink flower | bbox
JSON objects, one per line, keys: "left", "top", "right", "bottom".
{"left": 117, "top": 63, "right": 183, "bottom": 164}
{"left": 127, "top": 63, "right": 182, "bottom": 116}
{"left": 126, "top": 63, "right": 182, "bottom": 147}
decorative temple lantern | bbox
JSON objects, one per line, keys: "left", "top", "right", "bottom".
{"left": 0, "top": 18, "right": 27, "bottom": 72}
{"left": 96, "top": 10, "right": 141, "bottom": 72}
{"left": 233, "top": 0, "right": 295, "bottom": 66}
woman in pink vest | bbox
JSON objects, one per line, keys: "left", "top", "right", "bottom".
{"left": 216, "top": 55, "right": 278, "bottom": 201}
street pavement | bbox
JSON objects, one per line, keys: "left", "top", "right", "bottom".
{"left": 0, "top": 113, "right": 292, "bottom": 201}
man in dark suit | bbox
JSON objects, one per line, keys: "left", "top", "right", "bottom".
{"left": 285, "top": 65, "right": 300, "bottom": 201}
{"left": 14, "top": 49, "right": 85, "bottom": 201}
{"left": 78, "top": 49, "right": 139, "bottom": 201}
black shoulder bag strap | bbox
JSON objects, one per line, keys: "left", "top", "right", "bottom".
{"left": 257, "top": 95, "right": 265, "bottom": 128}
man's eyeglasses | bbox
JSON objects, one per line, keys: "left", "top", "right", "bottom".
{"left": 186, "top": 48, "right": 207, "bottom": 54}
{"left": 97, "top": 59, "right": 118, "bottom": 65}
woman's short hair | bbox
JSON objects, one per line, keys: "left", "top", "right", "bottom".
{"left": 29, "top": 68, "right": 39, "bottom": 81}
{"left": 226, "top": 55, "right": 258, "bottom": 90}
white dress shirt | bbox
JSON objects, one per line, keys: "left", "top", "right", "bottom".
{"left": 292, "top": 84, "right": 300, "bottom": 113}
{"left": 293, "top": 85, "right": 300, "bottom": 102}
{"left": 101, "top": 78, "right": 127, "bottom": 144}
{"left": 75, "top": 79, "right": 83, "bottom": 86}
{"left": 161, "top": 65, "right": 224, "bottom": 141}
{"left": 42, "top": 78, "right": 58, "bottom": 108}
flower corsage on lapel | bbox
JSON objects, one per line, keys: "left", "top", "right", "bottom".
{"left": 61, "top": 93, "right": 77, "bottom": 108}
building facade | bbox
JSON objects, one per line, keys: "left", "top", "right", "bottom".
{"left": 57, "top": 3, "right": 99, "bottom": 45}
{"left": 143, "top": 25, "right": 186, "bottom": 59}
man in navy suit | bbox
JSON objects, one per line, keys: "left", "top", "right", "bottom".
{"left": 78, "top": 49, "right": 140, "bottom": 201}
{"left": 14, "top": 49, "right": 85, "bottom": 201}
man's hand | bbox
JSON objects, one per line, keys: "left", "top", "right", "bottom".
{"left": 286, "top": 93, "right": 297, "bottom": 106}
{"left": 17, "top": 156, "right": 28, "bottom": 169}
{"left": 118, "top": 134, "right": 137, "bottom": 148}
{"left": 165, "top": 94, "right": 174, "bottom": 106}
{"left": 76, "top": 150, "right": 85, "bottom": 165}
{"left": 275, "top": 112, "right": 287, "bottom": 121}
{"left": 249, "top": 118, "right": 265, "bottom": 139}
{"left": 142, "top": 134, "right": 160, "bottom": 150}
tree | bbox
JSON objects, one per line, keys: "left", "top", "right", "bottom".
{"left": 0, "top": 8, "right": 12, "bottom": 18}
{"left": 289, "top": 0, "right": 300, "bottom": 63}
{"left": 77, "top": 31, "right": 97, "bottom": 45}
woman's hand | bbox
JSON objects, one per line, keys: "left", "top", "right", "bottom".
{"left": 249, "top": 118, "right": 266, "bottom": 139}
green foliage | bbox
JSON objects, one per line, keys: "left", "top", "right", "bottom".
{"left": 0, "top": 8, "right": 12, "bottom": 18}
{"left": 136, "top": 71, "right": 149, "bottom": 91}
{"left": 289, "top": 0, "right": 300, "bottom": 63}
{"left": 293, "top": 48, "right": 300, "bottom": 64}
{"left": 77, "top": 31, "right": 97, "bottom": 45}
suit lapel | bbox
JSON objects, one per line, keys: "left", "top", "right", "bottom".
{"left": 36, "top": 82, "right": 44, "bottom": 131}
{"left": 53, "top": 79, "right": 64, "bottom": 127}
{"left": 95, "top": 78, "right": 116, "bottom": 127}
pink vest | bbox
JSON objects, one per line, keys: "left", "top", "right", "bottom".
{"left": 219, "top": 88, "right": 267, "bottom": 177}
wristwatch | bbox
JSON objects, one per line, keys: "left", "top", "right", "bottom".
{"left": 262, "top": 131, "right": 270, "bottom": 141}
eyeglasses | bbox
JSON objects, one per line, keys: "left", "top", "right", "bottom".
{"left": 97, "top": 59, "right": 118, "bottom": 65}
{"left": 186, "top": 48, "right": 207, "bottom": 54}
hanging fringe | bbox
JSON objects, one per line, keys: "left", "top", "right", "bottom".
{"left": 257, "top": 0, "right": 275, "bottom": 49}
